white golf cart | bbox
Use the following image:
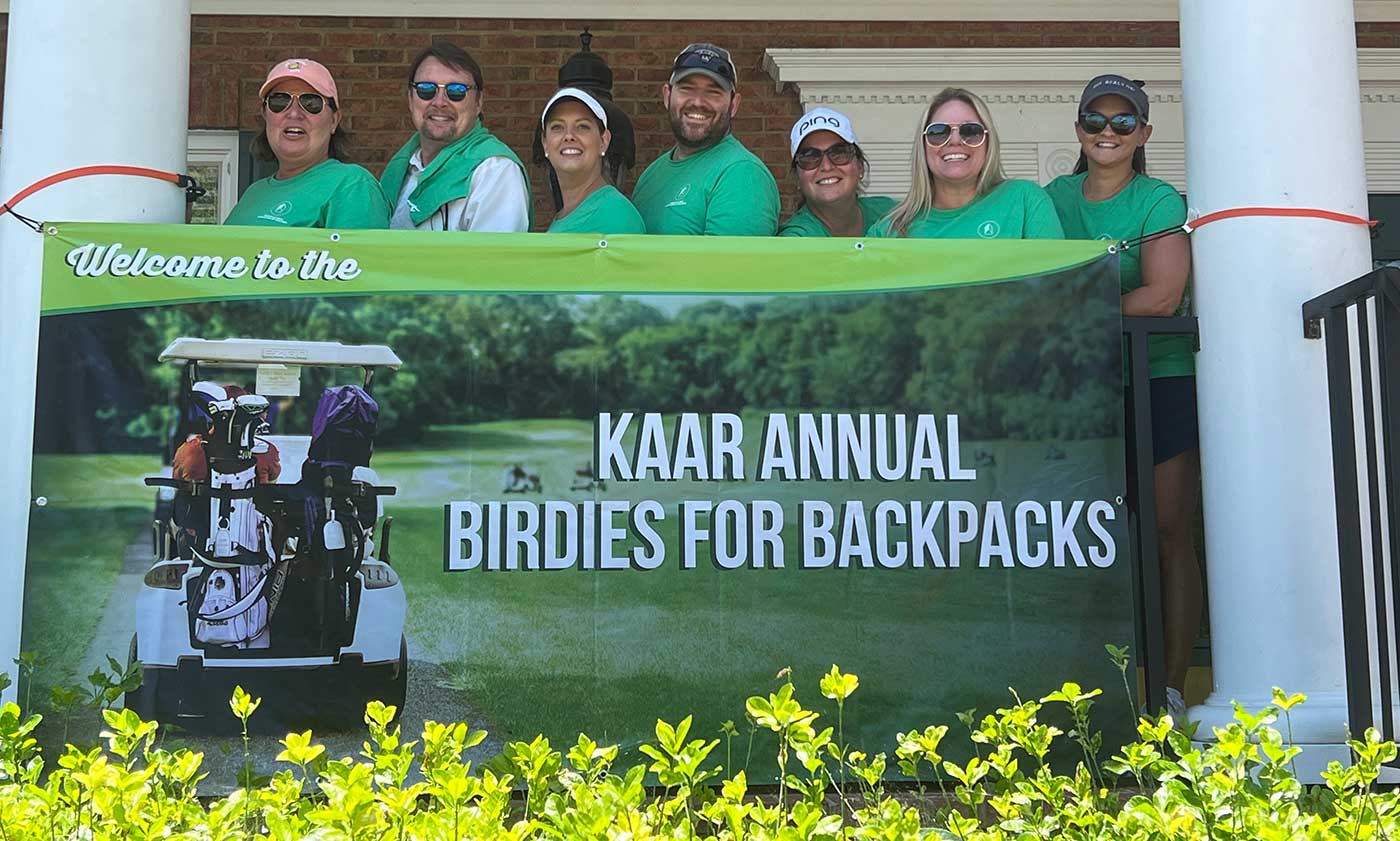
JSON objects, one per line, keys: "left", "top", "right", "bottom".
{"left": 127, "top": 337, "right": 408, "bottom": 728}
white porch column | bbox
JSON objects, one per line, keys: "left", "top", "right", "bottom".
{"left": 1180, "top": 0, "right": 1369, "bottom": 768}
{"left": 0, "top": 0, "right": 189, "bottom": 701}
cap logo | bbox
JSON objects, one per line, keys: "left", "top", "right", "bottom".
{"left": 286, "top": 61, "right": 301, "bottom": 70}
{"left": 799, "top": 114, "right": 842, "bottom": 134}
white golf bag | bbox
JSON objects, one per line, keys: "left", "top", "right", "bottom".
{"left": 193, "top": 462, "right": 281, "bottom": 648}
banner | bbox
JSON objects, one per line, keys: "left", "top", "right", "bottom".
{"left": 23, "top": 223, "right": 1130, "bottom": 787}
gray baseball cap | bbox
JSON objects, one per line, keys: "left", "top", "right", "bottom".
{"left": 1079, "top": 74, "right": 1149, "bottom": 119}
{"left": 669, "top": 43, "right": 737, "bottom": 92}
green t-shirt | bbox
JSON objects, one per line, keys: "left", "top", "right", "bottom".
{"left": 868, "top": 180, "right": 1064, "bottom": 239}
{"left": 226, "top": 159, "right": 390, "bottom": 229}
{"left": 778, "top": 195, "right": 897, "bottom": 237}
{"left": 1045, "top": 172, "right": 1192, "bottom": 378}
{"left": 547, "top": 185, "right": 646, "bottom": 235}
{"left": 862, "top": 178, "right": 1058, "bottom": 239}
{"left": 631, "top": 133, "right": 780, "bottom": 236}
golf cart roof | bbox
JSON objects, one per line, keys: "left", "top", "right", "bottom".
{"left": 159, "top": 337, "right": 402, "bottom": 369}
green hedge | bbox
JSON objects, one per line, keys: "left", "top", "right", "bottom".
{"left": 1, "top": 664, "right": 1397, "bottom": 840}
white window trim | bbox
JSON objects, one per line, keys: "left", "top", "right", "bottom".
{"left": 186, "top": 129, "right": 241, "bottom": 224}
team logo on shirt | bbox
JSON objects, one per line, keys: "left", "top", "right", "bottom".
{"left": 666, "top": 184, "right": 691, "bottom": 208}
{"left": 977, "top": 220, "right": 1001, "bottom": 238}
{"left": 257, "top": 200, "right": 293, "bottom": 225}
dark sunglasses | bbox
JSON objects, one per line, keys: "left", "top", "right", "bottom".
{"left": 1078, "top": 111, "right": 1141, "bottom": 136}
{"left": 264, "top": 91, "right": 333, "bottom": 115}
{"left": 793, "top": 143, "right": 858, "bottom": 171}
{"left": 411, "top": 81, "right": 473, "bottom": 102}
{"left": 923, "top": 122, "right": 987, "bottom": 148}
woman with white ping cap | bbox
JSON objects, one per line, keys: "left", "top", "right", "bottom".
{"left": 778, "top": 107, "right": 894, "bottom": 237}
{"left": 540, "top": 87, "right": 646, "bottom": 234}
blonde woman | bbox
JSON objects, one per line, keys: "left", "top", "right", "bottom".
{"left": 872, "top": 87, "right": 1061, "bottom": 239}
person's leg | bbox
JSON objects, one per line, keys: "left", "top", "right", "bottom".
{"left": 1154, "top": 447, "right": 1203, "bottom": 693}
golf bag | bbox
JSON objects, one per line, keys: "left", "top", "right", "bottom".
{"left": 180, "top": 384, "right": 286, "bottom": 649}
{"left": 291, "top": 385, "right": 380, "bottom": 649}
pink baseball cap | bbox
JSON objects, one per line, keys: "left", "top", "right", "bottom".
{"left": 258, "top": 58, "right": 339, "bottom": 101}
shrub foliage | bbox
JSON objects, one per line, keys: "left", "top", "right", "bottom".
{"left": 1, "top": 663, "right": 1398, "bottom": 839}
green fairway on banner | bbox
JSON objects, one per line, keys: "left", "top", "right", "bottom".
{"left": 40, "top": 222, "right": 1110, "bottom": 313}
{"left": 25, "top": 224, "right": 1132, "bottom": 788}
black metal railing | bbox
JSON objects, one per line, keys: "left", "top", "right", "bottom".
{"left": 1305, "top": 266, "right": 1400, "bottom": 756}
{"left": 1123, "top": 315, "right": 1201, "bottom": 716}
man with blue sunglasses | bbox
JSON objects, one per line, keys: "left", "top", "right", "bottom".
{"left": 381, "top": 41, "right": 531, "bottom": 232}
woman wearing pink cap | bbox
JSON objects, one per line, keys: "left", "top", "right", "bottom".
{"left": 226, "top": 58, "right": 389, "bottom": 229}
{"left": 540, "top": 87, "right": 645, "bottom": 234}
{"left": 778, "top": 108, "right": 894, "bottom": 237}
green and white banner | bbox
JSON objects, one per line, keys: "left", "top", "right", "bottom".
{"left": 25, "top": 223, "right": 1130, "bottom": 786}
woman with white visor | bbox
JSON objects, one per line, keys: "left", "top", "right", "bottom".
{"left": 540, "top": 87, "right": 646, "bottom": 234}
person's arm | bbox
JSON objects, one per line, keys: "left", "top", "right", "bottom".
{"left": 776, "top": 215, "right": 811, "bottom": 237}
{"left": 1122, "top": 189, "right": 1191, "bottom": 316}
{"left": 326, "top": 167, "right": 391, "bottom": 230}
{"left": 704, "top": 161, "right": 780, "bottom": 236}
{"left": 1123, "top": 233, "right": 1191, "bottom": 315}
{"left": 1021, "top": 183, "right": 1065, "bottom": 239}
{"left": 462, "top": 158, "right": 531, "bottom": 232}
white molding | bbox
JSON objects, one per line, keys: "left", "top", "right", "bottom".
{"left": 0, "top": 0, "right": 1398, "bottom": 20}
{"left": 764, "top": 47, "right": 1400, "bottom": 194}
{"left": 186, "top": 129, "right": 240, "bottom": 224}
{"left": 762, "top": 48, "right": 1185, "bottom": 88}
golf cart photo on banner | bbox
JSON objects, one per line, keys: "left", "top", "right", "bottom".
{"left": 132, "top": 337, "right": 407, "bottom": 727}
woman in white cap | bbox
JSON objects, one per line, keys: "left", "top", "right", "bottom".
{"left": 226, "top": 58, "right": 389, "bottom": 228}
{"left": 1046, "top": 74, "right": 1196, "bottom": 721}
{"left": 778, "top": 108, "right": 894, "bottom": 237}
{"left": 541, "top": 87, "right": 645, "bottom": 235}
{"left": 872, "top": 87, "right": 1061, "bottom": 239}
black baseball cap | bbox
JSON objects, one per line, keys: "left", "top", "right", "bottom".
{"left": 1079, "top": 74, "right": 1150, "bottom": 119}
{"left": 670, "top": 42, "right": 737, "bottom": 92}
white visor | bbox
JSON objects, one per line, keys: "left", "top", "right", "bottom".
{"left": 541, "top": 87, "right": 609, "bottom": 129}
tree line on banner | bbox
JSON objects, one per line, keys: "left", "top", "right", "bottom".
{"left": 37, "top": 284, "right": 1119, "bottom": 454}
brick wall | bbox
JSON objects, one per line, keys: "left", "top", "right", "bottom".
{"left": 1, "top": 17, "right": 1388, "bottom": 226}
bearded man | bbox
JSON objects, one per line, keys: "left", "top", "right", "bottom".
{"left": 631, "top": 43, "right": 779, "bottom": 236}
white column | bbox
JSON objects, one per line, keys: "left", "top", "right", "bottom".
{"left": 1181, "top": 0, "right": 1369, "bottom": 766}
{"left": 0, "top": 0, "right": 189, "bottom": 702}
